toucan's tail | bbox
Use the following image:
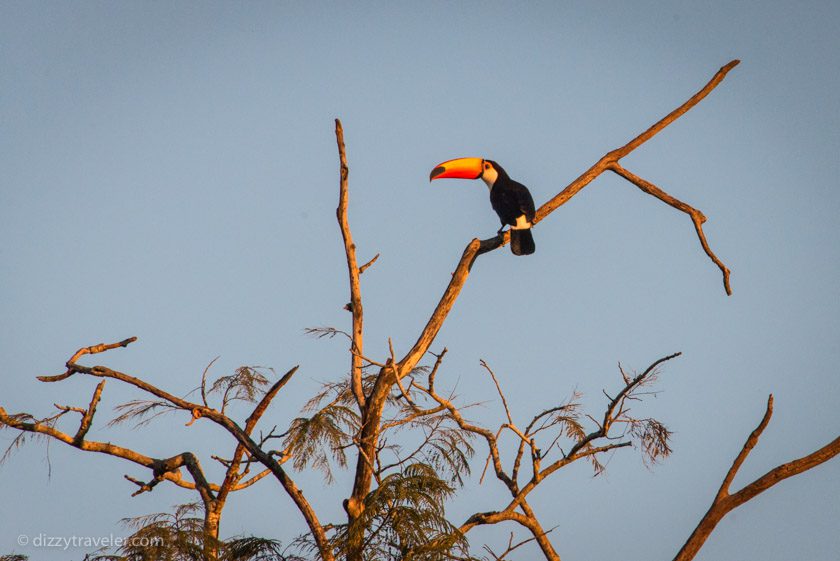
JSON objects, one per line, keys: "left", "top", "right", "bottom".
{"left": 510, "top": 229, "right": 535, "bottom": 256}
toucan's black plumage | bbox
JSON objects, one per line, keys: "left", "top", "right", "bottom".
{"left": 484, "top": 160, "right": 536, "bottom": 255}
{"left": 430, "top": 158, "right": 536, "bottom": 255}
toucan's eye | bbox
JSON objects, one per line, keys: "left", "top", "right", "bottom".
{"left": 484, "top": 163, "right": 490, "bottom": 169}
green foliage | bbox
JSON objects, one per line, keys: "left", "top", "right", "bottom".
{"left": 331, "top": 463, "right": 470, "bottom": 561}
{"left": 415, "top": 422, "right": 474, "bottom": 486}
{"left": 91, "top": 503, "right": 207, "bottom": 561}
{"left": 88, "top": 504, "right": 300, "bottom": 561}
{"left": 220, "top": 536, "right": 299, "bottom": 561}
{"left": 382, "top": 413, "right": 475, "bottom": 486}
{"left": 283, "top": 403, "right": 358, "bottom": 482}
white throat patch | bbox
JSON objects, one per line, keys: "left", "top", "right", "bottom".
{"left": 481, "top": 166, "right": 498, "bottom": 189}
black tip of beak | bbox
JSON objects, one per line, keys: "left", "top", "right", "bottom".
{"left": 429, "top": 166, "right": 445, "bottom": 181}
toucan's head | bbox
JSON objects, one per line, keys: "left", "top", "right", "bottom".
{"left": 429, "top": 158, "right": 506, "bottom": 188}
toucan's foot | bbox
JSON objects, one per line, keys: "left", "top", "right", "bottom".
{"left": 497, "top": 226, "right": 506, "bottom": 236}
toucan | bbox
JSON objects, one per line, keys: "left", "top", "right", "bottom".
{"left": 430, "top": 158, "right": 536, "bottom": 255}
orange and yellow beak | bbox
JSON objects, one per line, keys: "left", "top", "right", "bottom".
{"left": 429, "top": 157, "right": 484, "bottom": 182}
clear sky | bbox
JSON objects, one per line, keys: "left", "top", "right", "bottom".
{"left": 1, "top": 2, "right": 838, "bottom": 560}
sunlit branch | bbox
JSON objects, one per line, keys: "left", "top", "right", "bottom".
{"left": 673, "top": 395, "right": 840, "bottom": 561}
{"left": 335, "top": 119, "right": 367, "bottom": 410}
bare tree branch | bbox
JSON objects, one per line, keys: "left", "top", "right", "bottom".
{"left": 609, "top": 163, "right": 731, "bottom": 294}
{"left": 483, "top": 531, "right": 551, "bottom": 561}
{"left": 336, "top": 118, "right": 367, "bottom": 410}
{"left": 359, "top": 253, "right": 380, "bottom": 275}
{"left": 673, "top": 395, "right": 840, "bottom": 561}
{"left": 536, "top": 59, "right": 739, "bottom": 220}
{"left": 38, "top": 336, "right": 138, "bottom": 383}
{"left": 216, "top": 365, "right": 299, "bottom": 505}
{"left": 200, "top": 356, "right": 220, "bottom": 408}
{"left": 70, "top": 379, "right": 105, "bottom": 445}
{"left": 481, "top": 360, "right": 513, "bottom": 426}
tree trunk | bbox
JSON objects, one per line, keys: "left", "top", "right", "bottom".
{"left": 204, "top": 501, "right": 222, "bottom": 561}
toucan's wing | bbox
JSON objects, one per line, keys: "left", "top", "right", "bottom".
{"left": 510, "top": 180, "right": 536, "bottom": 222}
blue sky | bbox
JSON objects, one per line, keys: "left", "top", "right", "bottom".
{"left": 1, "top": 2, "right": 838, "bottom": 560}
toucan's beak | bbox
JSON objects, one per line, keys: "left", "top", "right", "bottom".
{"left": 429, "top": 157, "right": 484, "bottom": 182}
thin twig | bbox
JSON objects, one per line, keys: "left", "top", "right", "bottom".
{"left": 200, "top": 356, "right": 220, "bottom": 408}
{"left": 389, "top": 338, "right": 415, "bottom": 407}
{"left": 481, "top": 360, "right": 513, "bottom": 425}
{"left": 359, "top": 253, "right": 380, "bottom": 275}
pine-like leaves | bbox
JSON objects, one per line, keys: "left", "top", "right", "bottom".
{"left": 108, "top": 365, "right": 277, "bottom": 428}
{"left": 108, "top": 399, "right": 178, "bottom": 428}
{"left": 91, "top": 503, "right": 207, "bottom": 561}
{"left": 0, "top": 411, "right": 63, "bottom": 463}
{"left": 332, "top": 463, "right": 469, "bottom": 561}
{"left": 209, "top": 366, "right": 274, "bottom": 414}
{"left": 221, "top": 536, "right": 301, "bottom": 561}
{"left": 88, "top": 504, "right": 301, "bottom": 561}
{"left": 629, "top": 417, "right": 673, "bottom": 465}
{"left": 283, "top": 404, "right": 358, "bottom": 482}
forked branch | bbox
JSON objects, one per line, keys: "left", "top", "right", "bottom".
{"left": 38, "top": 336, "right": 138, "bottom": 383}
{"left": 609, "top": 163, "right": 730, "bottom": 294}
{"left": 673, "top": 395, "right": 840, "bottom": 561}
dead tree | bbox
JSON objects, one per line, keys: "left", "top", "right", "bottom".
{"left": 2, "top": 60, "right": 838, "bottom": 561}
